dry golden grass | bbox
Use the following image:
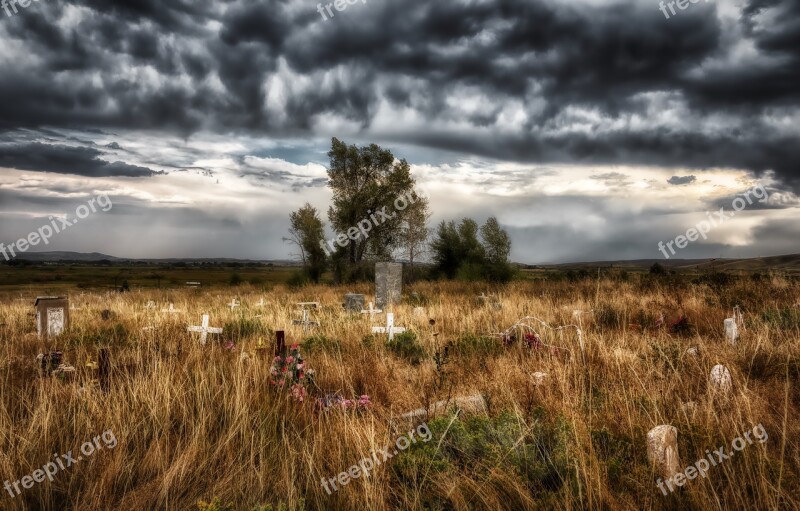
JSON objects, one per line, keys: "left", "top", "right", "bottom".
{"left": 0, "top": 276, "right": 798, "bottom": 510}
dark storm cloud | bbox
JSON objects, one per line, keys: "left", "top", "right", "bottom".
{"left": 0, "top": 0, "right": 798, "bottom": 187}
{"left": 0, "top": 142, "right": 163, "bottom": 177}
{"left": 668, "top": 175, "right": 697, "bottom": 185}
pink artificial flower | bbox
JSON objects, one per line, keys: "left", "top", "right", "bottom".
{"left": 286, "top": 356, "right": 295, "bottom": 364}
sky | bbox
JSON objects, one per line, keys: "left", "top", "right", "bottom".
{"left": 0, "top": 0, "right": 798, "bottom": 264}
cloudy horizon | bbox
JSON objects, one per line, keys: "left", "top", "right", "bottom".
{"left": 1, "top": 0, "right": 798, "bottom": 264}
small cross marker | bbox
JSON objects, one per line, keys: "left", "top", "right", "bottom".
{"left": 161, "top": 303, "right": 182, "bottom": 313}
{"left": 361, "top": 302, "right": 382, "bottom": 320}
{"left": 187, "top": 314, "right": 223, "bottom": 345}
{"left": 228, "top": 299, "right": 240, "bottom": 310}
{"left": 372, "top": 312, "right": 406, "bottom": 341}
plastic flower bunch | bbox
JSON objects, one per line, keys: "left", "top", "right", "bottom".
{"left": 269, "top": 344, "right": 306, "bottom": 389}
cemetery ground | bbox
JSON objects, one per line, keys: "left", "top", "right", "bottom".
{"left": 0, "top": 275, "right": 799, "bottom": 510}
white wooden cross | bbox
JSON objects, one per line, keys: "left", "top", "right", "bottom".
{"left": 296, "top": 301, "right": 320, "bottom": 309}
{"left": 187, "top": 314, "right": 223, "bottom": 345}
{"left": 254, "top": 298, "right": 266, "bottom": 307}
{"left": 161, "top": 303, "right": 181, "bottom": 314}
{"left": 361, "top": 302, "right": 382, "bottom": 321}
{"left": 372, "top": 312, "right": 406, "bottom": 341}
{"left": 228, "top": 299, "right": 240, "bottom": 310}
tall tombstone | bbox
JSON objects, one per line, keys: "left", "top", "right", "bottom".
{"left": 274, "top": 331, "right": 286, "bottom": 357}
{"left": 344, "top": 293, "right": 365, "bottom": 311}
{"left": 375, "top": 262, "right": 402, "bottom": 309}
{"left": 34, "top": 297, "right": 69, "bottom": 339}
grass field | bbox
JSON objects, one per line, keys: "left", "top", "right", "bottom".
{"left": 0, "top": 274, "right": 798, "bottom": 510}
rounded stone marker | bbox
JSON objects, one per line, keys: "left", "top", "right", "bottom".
{"left": 647, "top": 425, "right": 680, "bottom": 480}
{"left": 709, "top": 364, "right": 733, "bottom": 394}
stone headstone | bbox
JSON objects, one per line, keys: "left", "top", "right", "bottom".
{"left": 375, "top": 262, "right": 402, "bottom": 309}
{"left": 647, "top": 425, "right": 680, "bottom": 480}
{"left": 724, "top": 318, "right": 738, "bottom": 345}
{"left": 34, "top": 297, "right": 69, "bottom": 339}
{"left": 274, "top": 331, "right": 286, "bottom": 357}
{"left": 344, "top": 293, "right": 365, "bottom": 311}
{"left": 397, "top": 394, "right": 487, "bottom": 426}
{"left": 709, "top": 364, "right": 732, "bottom": 394}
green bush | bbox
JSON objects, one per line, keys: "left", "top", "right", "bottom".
{"left": 386, "top": 331, "right": 426, "bottom": 364}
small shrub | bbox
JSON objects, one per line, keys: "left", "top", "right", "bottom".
{"left": 302, "top": 334, "right": 341, "bottom": 353}
{"left": 387, "top": 331, "right": 426, "bottom": 364}
{"left": 197, "top": 498, "right": 235, "bottom": 511}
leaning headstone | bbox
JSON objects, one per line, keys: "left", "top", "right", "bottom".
{"left": 375, "top": 262, "right": 402, "bottom": 309}
{"left": 344, "top": 294, "right": 365, "bottom": 312}
{"left": 709, "top": 364, "right": 733, "bottom": 394}
{"left": 647, "top": 425, "right": 680, "bottom": 480}
{"left": 34, "top": 297, "right": 69, "bottom": 339}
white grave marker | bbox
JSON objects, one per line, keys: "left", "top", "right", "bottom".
{"left": 709, "top": 364, "right": 733, "bottom": 394}
{"left": 254, "top": 298, "right": 266, "bottom": 307}
{"left": 228, "top": 299, "right": 240, "bottom": 310}
{"left": 647, "top": 425, "right": 681, "bottom": 480}
{"left": 292, "top": 307, "right": 319, "bottom": 330}
{"left": 372, "top": 312, "right": 406, "bottom": 341}
{"left": 187, "top": 314, "right": 223, "bottom": 345}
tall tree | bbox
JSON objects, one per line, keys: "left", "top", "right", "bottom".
{"left": 326, "top": 138, "right": 416, "bottom": 265}
{"left": 399, "top": 192, "right": 430, "bottom": 279}
{"left": 480, "top": 217, "right": 514, "bottom": 282}
{"left": 285, "top": 203, "right": 327, "bottom": 283}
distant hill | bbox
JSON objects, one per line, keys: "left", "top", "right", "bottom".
{"left": 13, "top": 252, "right": 297, "bottom": 265}
{"left": 531, "top": 253, "right": 800, "bottom": 272}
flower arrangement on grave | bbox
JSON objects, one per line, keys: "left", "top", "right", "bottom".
{"left": 269, "top": 344, "right": 314, "bottom": 402}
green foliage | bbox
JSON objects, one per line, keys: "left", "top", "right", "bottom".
{"left": 286, "top": 270, "right": 310, "bottom": 288}
{"left": 590, "top": 427, "right": 641, "bottom": 490}
{"left": 431, "top": 217, "right": 515, "bottom": 282}
{"left": 228, "top": 272, "right": 243, "bottom": 286}
{"left": 386, "top": 331, "right": 426, "bottom": 364}
{"left": 649, "top": 262, "right": 667, "bottom": 275}
{"left": 326, "top": 137, "right": 416, "bottom": 264}
{"left": 393, "top": 412, "right": 573, "bottom": 496}
{"left": 197, "top": 498, "right": 234, "bottom": 511}
{"left": 453, "top": 334, "right": 504, "bottom": 358}
{"left": 287, "top": 203, "right": 327, "bottom": 283}
{"left": 302, "top": 334, "right": 341, "bottom": 353}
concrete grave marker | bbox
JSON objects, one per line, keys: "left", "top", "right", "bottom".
{"left": 344, "top": 293, "right": 365, "bottom": 312}
{"left": 372, "top": 312, "right": 406, "bottom": 341}
{"left": 187, "top": 314, "right": 223, "bottom": 345}
{"left": 34, "top": 297, "right": 69, "bottom": 339}
{"left": 647, "top": 425, "right": 681, "bottom": 481}
{"left": 375, "top": 262, "right": 402, "bottom": 309}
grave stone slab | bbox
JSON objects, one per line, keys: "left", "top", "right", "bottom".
{"left": 375, "top": 262, "right": 402, "bottom": 309}
{"left": 344, "top": 293, "right": 365, "bottom": 312}
{"left": 34, "top": 297, "right": 69, "bottom": 339}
